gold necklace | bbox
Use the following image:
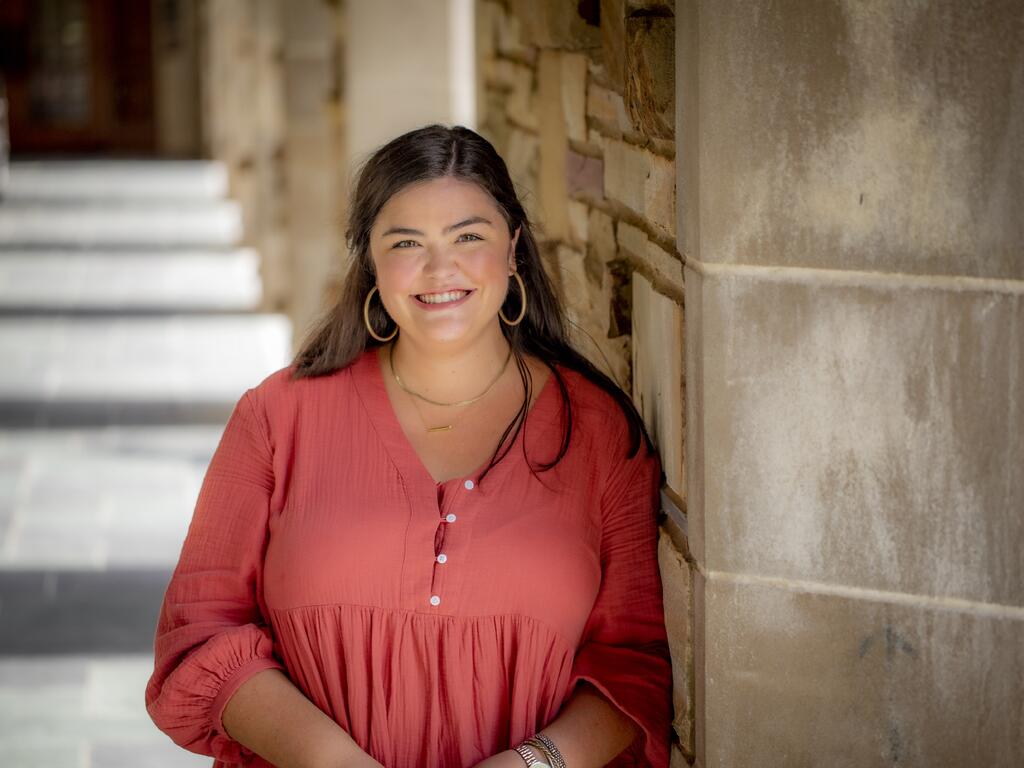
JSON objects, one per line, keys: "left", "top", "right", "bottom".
{"left": 405, "top": 382, "right": 485, "bottom": 433}
{"left": 389, "top": 343, "right": 513, "bottom": 408}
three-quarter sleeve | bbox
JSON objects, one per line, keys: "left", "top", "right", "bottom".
{"left": 145, "top": 389, "right": 287, "bottom": 764}
{"left": 566, "top": 417, "right": 673, "bottom": 767}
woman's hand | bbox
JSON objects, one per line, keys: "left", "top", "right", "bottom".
{"left": 472, "top": 748, "right": 527, "bottom": 768}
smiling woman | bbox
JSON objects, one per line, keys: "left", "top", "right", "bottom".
{"left": 145, "top": 124, "right": 674, "bottom": 768}
{"left": 369, "top": 176, "right": 519, "bottom": 349}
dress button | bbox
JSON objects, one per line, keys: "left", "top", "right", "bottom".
{"left": 437, "top": 553, "right": 447, "bottom": 564}
{"left": 445, "top": 513, "right": 457, "bottom": 523}
{"left": 464, "top": 479, "right": 475, "bottom": 490}
{"left": 429, "top": 595, "right": 441, "bottom": 606}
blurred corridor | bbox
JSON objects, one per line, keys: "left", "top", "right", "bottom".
{"left": 0, "top": 158, "right": 291, "bottom": 763}
{"left": 2, "top": 0, "right": 1023, "bottom": 766}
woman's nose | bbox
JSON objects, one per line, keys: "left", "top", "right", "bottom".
{"left": 422, "top": 243, "right": 458, "bottom": 277}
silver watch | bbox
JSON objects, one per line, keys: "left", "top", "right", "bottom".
{"left": 513, "top": 743, "right": 552, "bottom": 768}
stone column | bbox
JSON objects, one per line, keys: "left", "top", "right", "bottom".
{"left": 345, "top": 0, "right": 473, "bottom": 167}
{"left": 679, "top": 2, "right": 1023, "bottom": 766}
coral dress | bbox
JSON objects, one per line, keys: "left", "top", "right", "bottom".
{"left": 145, "top": 346, "right": 672, "bottom": 767}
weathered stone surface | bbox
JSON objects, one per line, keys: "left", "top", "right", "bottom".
{"left": 644, "top": 151, "right": 676, "bottom": 237}
{"left": 625, "top": 12, "right": 675, "bottom": 139}
{"left": 587, "top": 82, "right": 632, "bottom": 137}
{"left": 659, "top": 530, "right": 694, "bottom": 754}
{"left": 603, "top": 138, "right": 676, "bottom": 237}
{"left": 632, "top": 272, "right": 685, "bottom": 496}
{"left": 557, "top": 244, "right": 626, "bottom": 382}
{"left": 567, "top": 200, "right": 589, "bottom": 249}
{"left": 690, "top": 270, "right": 1024, "bottom": 607}
{"left": 603, "top": 138, "right": 647, "bottom": 212}
{"left": 600, "top": 0, "right": 627, "bottom": 91}
{"left": 685, "top": 0, "right": 1024, "bottom": 278}
{"left": 617, "top": 222, "right": 683, "bottom": 295}
{"left": 476, "top": 0, "right": 500, "bottom": 63}
{"left": 585, "top": 206, "right": 616, "bottom": 283}
{"left": 561, "top": 53, "right": 588, "bottom": 143}
{"left": 566, "top": 148, "right": 604, "bottom": 200}
{"left": 492, "top": 0, "right": 533, "bottom": 61}
{"left": 702, "top": 575, "right": 1024, "bottom": 767}
{"left": 506, "top": 127, "right": 540, "bottom": 221}
{"left": 484, "top": 58, "right": 538, "bottom": 132}
{"left": 538, "top": 51, "right": 570, "bottom": 241}
{"left": 669, "top": 742, "right": 691, "bottom": 768}
{"left": 510, "top": 0, "right": 601, "bottom": 52}
{"left": 558, "top": 245, "right": 591, "bottom": 320}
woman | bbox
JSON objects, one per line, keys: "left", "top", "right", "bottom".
{"left": 145, "top": 124, "right": 672, "bottom": 768}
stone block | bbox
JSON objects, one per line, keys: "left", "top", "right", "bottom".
{"left": 600, "top": 0, "right": 627, "bottom": 91}
{"left": 659, "top": 530, "right": 694, "bottom": 754}
{"left": 689, "top": 1, "right": 1024, "bottom": 279}
{"left": 494, "top": 2, "right": 532, "bottom": 61}
{"left": 557, "top": 245, "right": 592, "bottom": 321}
{"left": 509, "top": 0, "right": 600, "bottom": 52}
{"left": 603, "top": 139, "right": 676, "bottom": 237}
{"left": 669, "top": 743, "right": 691, "bottom": 768}
{"left": 617, "top": 223, "right": 683, "bottom": 296}
{"left": 690, "top": 270, "right": 1024, "bottom": 607}
{"left": 567, "top": 200, "right": 589, "bottom": 249}
{"left": 632, "top": 273, "right": 685, "bottom": 497}
{"left": 644, "top": 151, "right": 676, "bottom": 238}
{"left": 485, "top": 58, "right": 538, "bottom": 132}
{"left": 561, "top": 53, "right": 588, "bottom": 143}
{"left": 566, "top": 149, "right": 604, "bottom": 200}
{"left": 624, "top": 12, "right": 675, "bottom": 139}
{"left": 585, "top": 207, "right": 616, "bottom": 284}
{"left": 701, "top": 575, "right": 1024, "bottom": 767}
{"left": 604, "top": 138, "right": 647, "bottom": 214}
{"left": 476, "top": 1, "right": 500, "bottom": 62}
{"left": 538, "top": 51, "right": 571, "bottom": 241}
{"left": 506, "top": 127, "right": 539, "bottom": 202}
{"left": 587, "top": 82, "right": 632, "bottom": 137}
{"left": 554, "top": 241, "right": 630, "bottom": 387}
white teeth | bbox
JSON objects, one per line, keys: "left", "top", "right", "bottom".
{"left": 417, "top": 290, "right": 469, "bottom": 304}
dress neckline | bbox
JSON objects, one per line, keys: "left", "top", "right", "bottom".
{"left": 350, "top": 346, "right": 563, "bottom": 493}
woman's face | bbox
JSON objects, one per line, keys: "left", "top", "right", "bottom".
{"left": 369, "top": 176, "right": 520, "bottom": 348}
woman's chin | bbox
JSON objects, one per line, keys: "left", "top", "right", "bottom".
{"left": 409, "top": 320, "right": 496, "bottom": 347}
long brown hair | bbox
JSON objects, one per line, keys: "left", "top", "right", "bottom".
{"left": 292, "top": 124, "right": 655, "bottom": 487}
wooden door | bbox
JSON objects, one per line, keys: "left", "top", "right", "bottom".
{"left": 0, "top": 0, "right": 155, "bottom": 155}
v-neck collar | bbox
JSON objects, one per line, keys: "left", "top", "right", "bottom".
{"left": 350, "top": 345, "right": 563, "bottom": 493}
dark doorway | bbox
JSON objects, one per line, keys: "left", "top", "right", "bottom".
{"left": 0, "top": 0, "right": 155, "bottom": 155}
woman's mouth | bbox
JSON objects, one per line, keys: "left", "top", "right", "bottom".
{"left": 413, "top": 289, "right": 474, "bottom": 308}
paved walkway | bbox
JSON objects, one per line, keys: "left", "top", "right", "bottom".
{"left": 0, "top": 160, "right": 292, "bottom": 767}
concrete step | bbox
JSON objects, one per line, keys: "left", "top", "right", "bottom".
{"left": 3, "top": 159, "right": 228, "bottom": 202}
{"left": 0, "top": 425, "right": 222, "bottom": 572}
{"left": 0, "top": 248, "right": 263, "bottom": 311}
{"left": 0, "top": 654, "right": 213, "bottom": 765}
{"left": 0, "top": 200, "right": 243, "bottom": 248}
{"left": 0, "top": 314, "right": 293, "bottom": 425}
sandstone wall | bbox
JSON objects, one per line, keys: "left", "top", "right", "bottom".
{"left": 478, "top": 2, "right": 695, "bottom": 762}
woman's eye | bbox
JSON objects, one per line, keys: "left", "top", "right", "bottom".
{"left": 392, "top": 234, "right": 479, "bottom": 249}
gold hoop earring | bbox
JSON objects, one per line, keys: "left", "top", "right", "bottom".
{"left": 363, "top": 285, "right": 398, "bottom": 342}
{"left": 499, "top": 271, "right": 527, "bottom": 326}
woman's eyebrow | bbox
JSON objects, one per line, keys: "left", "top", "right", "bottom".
{"left": 380, "top": 216, "right": 493, "bottom": 238}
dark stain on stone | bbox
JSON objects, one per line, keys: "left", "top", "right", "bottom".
{"left": 607, "top": 259, "right": 632, "bottom": 338}
{"left": 888, "top": 722, "right": 903, "bottom": 763}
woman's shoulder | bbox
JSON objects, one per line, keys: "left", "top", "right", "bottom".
{"left": 246, "top": 354, "right": 362, "bottom": 416}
